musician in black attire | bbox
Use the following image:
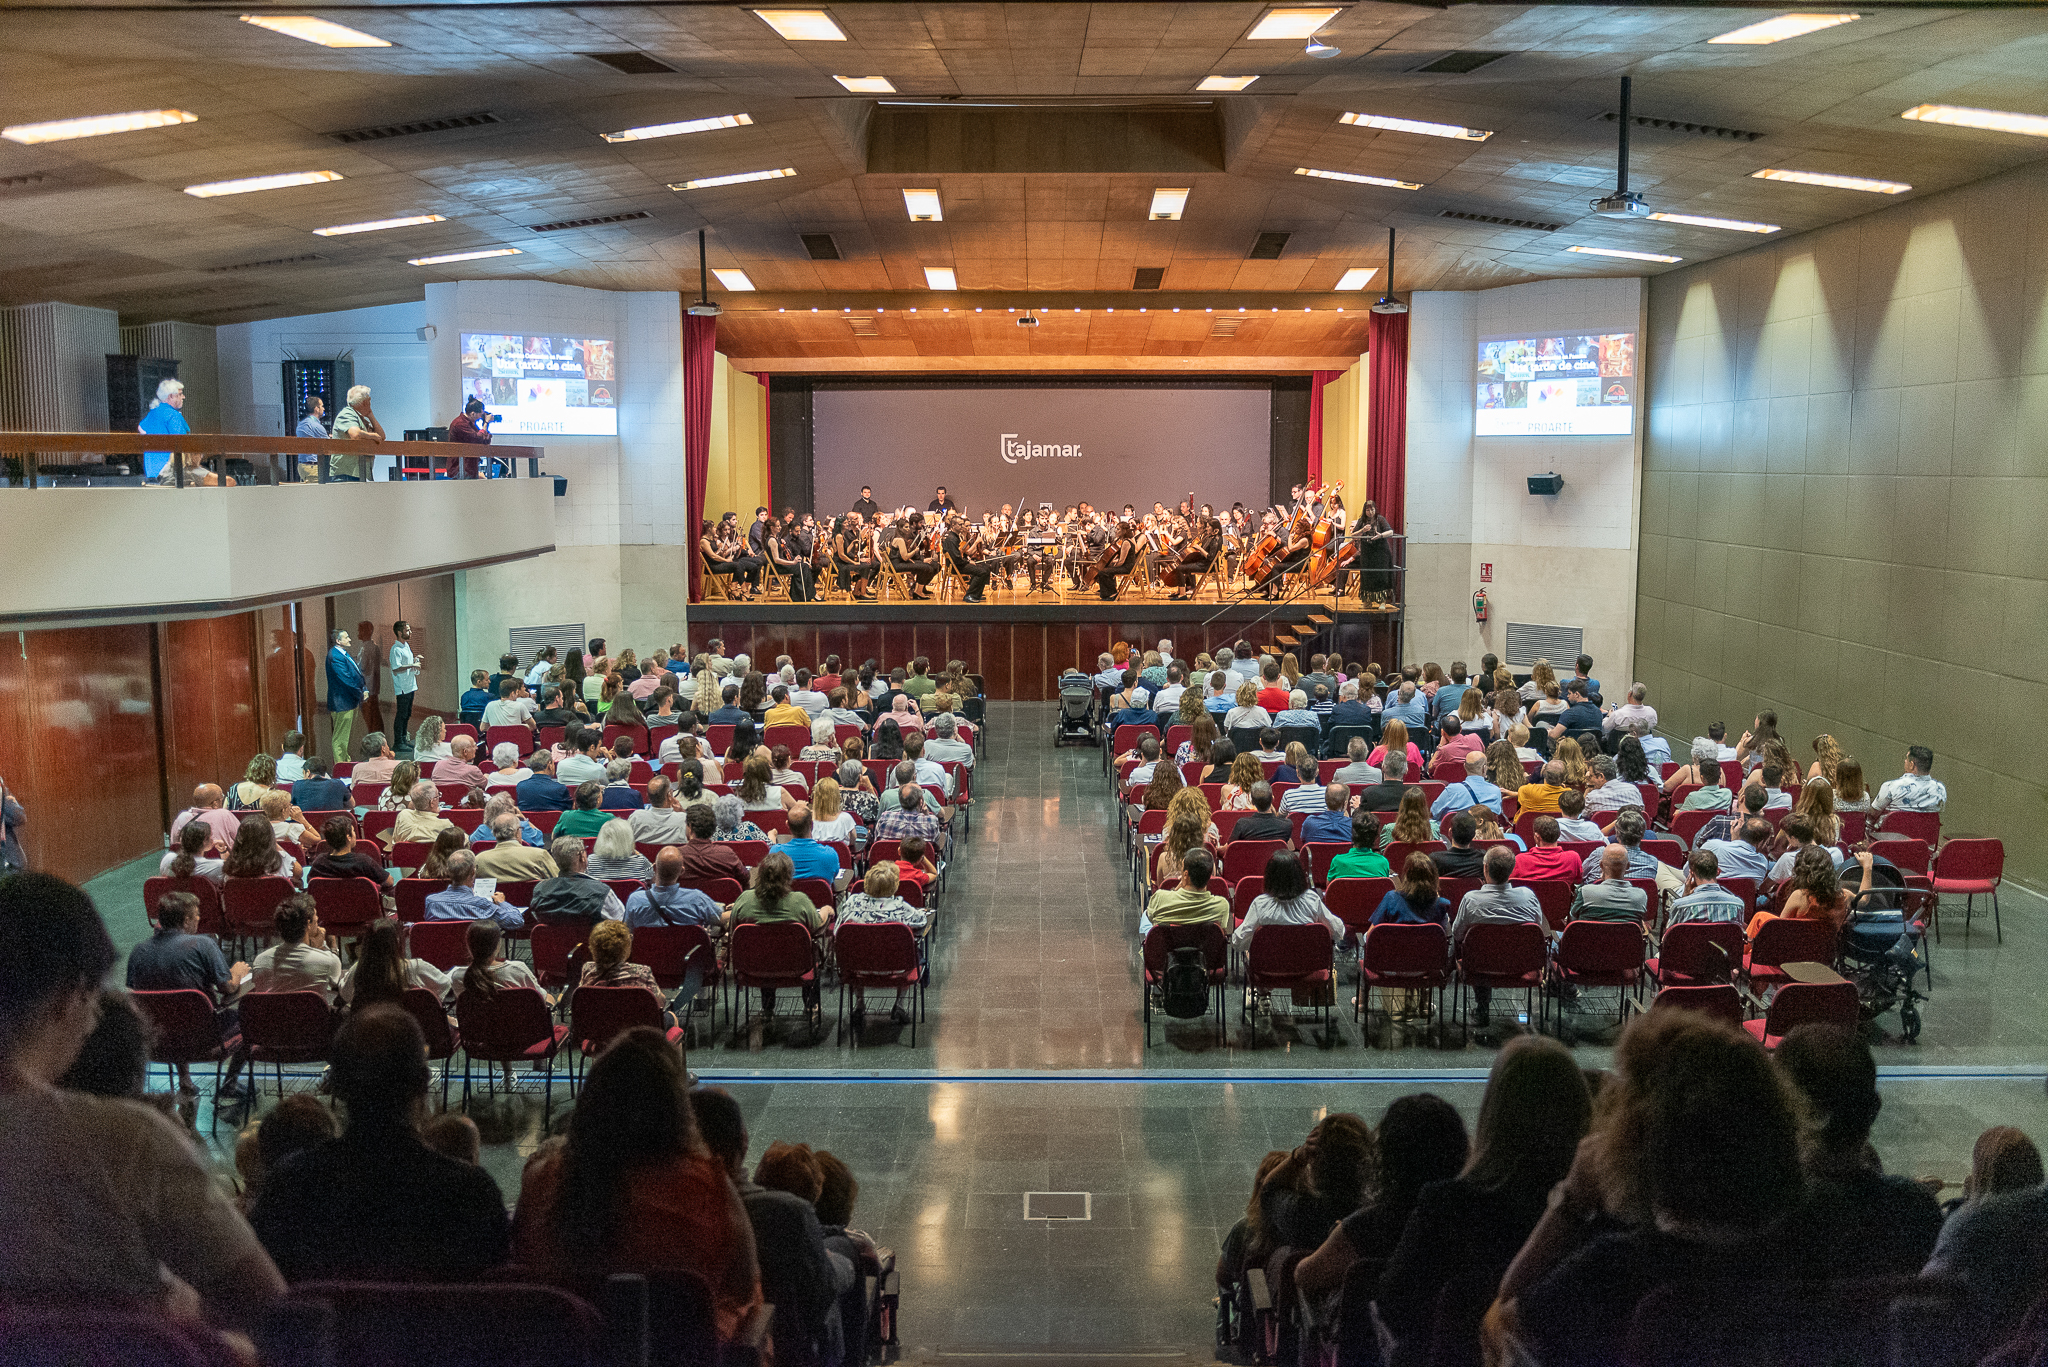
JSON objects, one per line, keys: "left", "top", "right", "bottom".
{"left": 889, "top": 514, "right": 939, "bottom": 599}
{"left": 1073, "top": 514, "right": 1110, "bottom": 590}
{"left": 1352, "top": 499, "right": 1396, "bottom": 606}
{"left": 927, "top": 486, "right": 955, "bottom": 516}
{"left": 1166, "top": 517, "right": 1222, "bottom": 601}
{"left": 1256, "top": 506, "right": 1313, "bottom": 599}
{"left": 767, "top": 514, "right": 815, "bottom": 601}
{"left": 835, "top": 512, "right": 879, "bottom": 601}
{"left": 1094, "top": 521, "right": 1138, "bottom": 601}
{"left": 700, "top": 517, "right": 761, "bottom": 595}
{"left": 851, "top": 487, "right": 879, "bottom": 520}
{"left": 941, "top": 516, "right": 1003, "bottom": 606}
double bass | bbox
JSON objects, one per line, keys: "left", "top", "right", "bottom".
{"left": 1306, "top": 483, "right": 1350, "bottom": 587}
{"left": 1239, "top": 516, "right": 1282, "bottom": 583}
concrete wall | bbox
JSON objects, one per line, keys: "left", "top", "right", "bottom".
{"left": 1404, "top": 277, "right": 1646, "bottom": 682}
{"left": 1639, "top": 157, "right": 2048, "bottom": 888}
{"left": 216, "top": 300, "right": 432, "bottom": 469}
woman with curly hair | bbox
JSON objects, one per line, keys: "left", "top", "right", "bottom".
{"left": 1220, "top": 749, "right": 1264, "bottom": 811}
{"left": 1141, "top": 759, "right": 1184, "bottom": 813}
{"left": 1175, "top": 686, "right": 1206, "bottom": 729}
{"left": 229, "top": 754, "right": 278, "bottom": 810}
{"left": 1156, "top": 787, "right": 1218, "bottom": 885}
{"left": 1519, "top": 657, "right": 1557, "bottom": 703}
{"left": 1553, "top": 736, "right": 1591, "bottom": 793}
{"left": 737, "top": 671, "right": 769, "bottom": 718}
{"left": 1790, "top": 776, "right": 1840, "bottom": 847}
{"left": 1808, "top": 732, "right": 1843, "bottom": 785}
{"left": 1487, "top": 738, "right": 1526, "bottom": 794}
{"left": 1615, "top": 734, "right": 1653, "bottom": 785}
{"left": 1748, "top": 843, "right": 1850, "bottom": 939}
{"left": 377, "top": 760, "right": 422, "bottom": 812}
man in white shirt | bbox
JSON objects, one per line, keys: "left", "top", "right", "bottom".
{"left": 274, "top": 730, "right": 309, "bottom": 784}
{"left": 480, "top": 680, "right": 535, "bottom": 731}
{"left": 244, "top": 894, "right": 345, "bottom": 1004}
{"left": 1150, "top": 665, "right": 1187, "bottom": 716}
{"left": 923, "top": 714, "right": 975, "bottom": 773}
{"left": 1602, "top": 682, "right": 1657, "bottom": 737}
{"left": 557, "top": 731, "right": 609, "bottom": 786}
{"left": 903, "top": 734, "right": 954, "bottom": 797}
{"left": 1872, "top": 745, "right": 1947, "bottom": 813}
{"left": 722, "top": 653, "right": 751, "bottom": 691}
{"left": 790, "top": 669, "right": 829, "bottom": 716}
{"left": 388, "top": 620, "right": 421, "bottom": 754}
{"left": 524, "top": 646, "right": 557, "bottom": 688}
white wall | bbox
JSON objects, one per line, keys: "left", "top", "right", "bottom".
{"left": 216, "top": 300, "right": 432, "bottom": 476}
{"left": 1403, "top": 276, "right": 1645, "bottom": 685}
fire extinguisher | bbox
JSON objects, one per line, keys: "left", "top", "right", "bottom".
{"left": 1473, "top": 587, "right": 1490, "bottom": 623}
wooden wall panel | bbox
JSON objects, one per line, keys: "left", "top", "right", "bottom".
{"left": 256, "top": 603, "right": 313, "bottom": 754}
{"left": 846, "top": 624, "right": 885, "bottom": 678}
{"left": 1013, "top": 625, "right": 1047, "bottom": 700}
{"left": 881, "top": 624, "right": 915, "bottom": 679}
{"left": 980, "top": 625, "right": 1012, "bottom": 698}
{"left": 1075, "top": 623, "right": 1112, "bottom": 675}
{"left": 160, "top": 615, "right": 264, "bottom": 805}
{"left": 0, "top": 625, "right": 162, "bottom": 885}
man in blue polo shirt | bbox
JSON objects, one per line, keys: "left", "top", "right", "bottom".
{"left": 778, "top": 806, "right": 843, "bottom": 887}
{"left": 1431, "top": 752, "right": 1504, "bottom": 819}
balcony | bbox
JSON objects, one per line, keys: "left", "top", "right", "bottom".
{"left": 0, "top": 432, "right": 556, "bottom": 629}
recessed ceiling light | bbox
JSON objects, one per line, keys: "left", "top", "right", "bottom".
{"left": 1752, "top": 167, "right": 1911, "bottom": 194}
{"left": 1900, "top": 103, "right": 2048, "bottom": 139}
{"left": 313, "top": 213, "right": 447, "bottom": 236}
{"left": 1709, "top": 13, "right": 1859, "bottom": 44}
{"left": 1148, "top": 188, "right": 1190, "bottom": 220}
{"left": 183, "top": 170, "right": 343, "bottom": 198}
{"left": 1568, "top": 245, "right": 1682, "bottom": 263}
{"left": 1334, "top": 267, "right": 1378, "bottom": 290}
{"left": 673, "top": 167, "right": 797, "bottom": 189}
{"left": 1340, "top": 112, "right": 1492, "bottom": 141}
{"left": 903, "top": 188, "right": 943, "bottom": 221}
{"left": 712, "top": 269, "right": 756, "bottom": 290}
{"left": 1647, "top": 211, "right": 1780, "bottom": 234}
{"left": 924, "top": 266, "right": 958, "bottom": 290}
{"left": 409, "top": 247, "right": 521, "bottom": 265}
{"left": 238, "top": 15, "right": 392, "bottom": 47}
{"left": 600, "top": 113, "right": 751, "bottom": 143}
{"left": 1247, "top": 8, "right": 1340, "bottom": 40}
{"left": 833, "top": 75, "right": 895, "bottom": 92}
{"left": 1197, "top": 76, "right": 1259, "bottom": 92}
{"left": 753, "top": 9, "right": 847, "bottom": 41}
{"left": 1296, "top": 167, "right": 1424, "bottom": 190}
{"left": 2, "top": 109, "right": 195, "bottom": 144}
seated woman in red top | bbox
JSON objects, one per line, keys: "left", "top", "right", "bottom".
{"left": 513, "top": 1028, "right": 762, "bottom": 1341}
{"left": 1511, "top": 816, "right": 1582, "bottom": 882}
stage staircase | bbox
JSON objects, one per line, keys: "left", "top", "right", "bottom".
{"left": 1270, "top": 603, "right": 1335, "bottom": 655}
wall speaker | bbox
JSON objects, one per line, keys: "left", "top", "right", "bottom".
{"left": 1527, "top": 472, "right": 1564, "bottom": 495}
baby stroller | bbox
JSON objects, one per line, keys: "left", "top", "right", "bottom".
{"left": 1055, "top": 671, "right": 1097, "bottom": 746}
{"left": 1837, "top": 855, "right": 1930, "bottom": 1043}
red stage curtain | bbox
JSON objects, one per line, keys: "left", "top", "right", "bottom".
{"left": 1306, "top": 370, "right": 1340, "bottom": 484}
{"left": 684, "top": 313, "right": 716, "bottom": 602}
{"left": 1365, "top": 311, "right": 1409, "bottom": 530}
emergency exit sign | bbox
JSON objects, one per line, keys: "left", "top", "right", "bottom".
{"left": 1480, "top": 563, "right": 1493, "bottom": 582}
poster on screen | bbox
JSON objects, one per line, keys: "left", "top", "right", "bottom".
{"left": 459, "top": 333, "right": 618, "bottom": 435}
{"left": 1475, "top": 332, "right": 1635, "bottom": 437}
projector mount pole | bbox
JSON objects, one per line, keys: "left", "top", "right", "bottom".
{"left": 1615, "top": 76, "right": 1632, "bottom": 200}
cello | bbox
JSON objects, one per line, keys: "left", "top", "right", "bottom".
{"left": 1306, "top": 483, "right": 1349, "bottom": 587}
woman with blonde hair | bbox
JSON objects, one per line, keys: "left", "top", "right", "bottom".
{"left": 1554, "top": 736, "right": 1591, "bottom": 792}
{"left": 1508, "top": 722, "right": 1540, "bottom": 764}
{"left": 690, "top": 669, "right": 721, "bottom": 718}
{"left": 1224, "top": 680, "right": 1270, "bottom": 733}
{"left": 1469, "top": 805, "right": 1521, "bottom": 851}
{"left": 1790, "top": 776, "right": 1840, "bottom": 847}
{"left": 1520, "top": 658, "right": 1557, "bottom": 703}
{"left": 1156, "top": 787, "right": 1218, "bottom": 885}
{"left": 1176, "top": 687, "right": 1206, "bottom": 728}
{"left": 257, "top": 788, "right": 313, "bottom": 853}
{"left": 1809, "top": 733, "right": 1843, "bottom": 784}
{"left": 1456, "top": 687, "right": 1490, "bottom": 741}
{"left": 809, "top": 777, "right": 858, "bottom": 846}
{"left": 413, "top": 714, "right": 452, "bottom": 762}
{"left": 1486, "top": 739, "right": 1525, "bottom": 793}
{"left": 1279, "top": 651, "right": 1302, "bottom": 690}
{"left": 1368, "top": 718, "right": 1421, "bottom": 779}
{"left": 230, "top": 754, "right": 277, "bottom": 810}
{"left": 1221, "top": 750, "right": 1264, "bottom": 811}
{"left": 378, "top": 760, "right": 422, "bottom": 811}
{"left": 1387, "top": 787, "right": 1434, "bottom": 846}
{"left": 1833, "top": 756, "right": 1870, "bottom": 812}
{"left": 1279, "top": 741, "right": 1316, "bottom": 786}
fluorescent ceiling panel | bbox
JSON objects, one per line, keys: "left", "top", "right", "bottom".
{"left": 1247, "top": 8, "right": 1340, "bottom": 39}
{"left": 673, "top": 167, "right": 797, "bottom": 189}
{"left": 1568, "top": 245, "right": 1682, "bottom": 262}
{"left": 1334, "top": 268, "right": 1377, "bottom": 290}
{"left": 1709, "top": 13, "right": 1859, "bottom": 44}
{"left": 753, "top": 10, "right": 847, "bottom": 40}
{"left": 902, "top": 188, "right": 943, "bottom": 221}
{"left": 1148, "top": 188, "right": 1190, "bottom": 220}
{"left": 600, "top": 113, "right": 751, "bottom": 143}
{"left": 3, "top": 109, "right": 195, "bottom": 144}
{"left": 409, "top": 248, "right": 521, "bottom": 265}
{"left": 184, "top": 170, "right": 342, "bottom": 197}
{"left": 1340, "top": 111, "right": 1491, "bottom": 141}
{"left": 1646, "top": 211, "right": 1780, "bottom": 233}
{"left": 712, "top": 269, "right": 756, "bottom": 290}
{"left": 1900, "top": 103, "right": 2048, "bottom": 139}
{"left": 1295, "top": 167, "right": 1423, "bottom": 190}
{"left": 312, "top": 213, "right": 446, "bottom": 236}
{"left": 924, "top": 266, "right": 958, "bottom": 289}
{"left": 833, "top": 76, "right": 895, "bottom": 92}
{"left": 1751, "top": 167, "right": 1911, "bottom": 194}
{"left": 238, "top": 15, "right": 391, "bottom": 47}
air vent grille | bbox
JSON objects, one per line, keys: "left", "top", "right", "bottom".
{"left": 0, "top": 173, "right": 50, "bottom": 189}
{"left": 1248, "top": 232, "right": 1290, "bottom": 260}
{"left": 800, "top": 233, "right": 841, "bottom": 260}
{"left": 329, "top": 112, "right": 501, "bottom": 145}
{"left": 1210, "top": 316, "right": 1246, "bottom": 339}
{"left": 204, "top": 254, "right": 325, "bottom": 274}
{"left": 1504, "top": 622, "right": 1584, "bottom": 672}
{"left": 1440, "top": 209, "right": 1563, "bottom": 232}
{"left": 583, "top": 51, "right": 678, "bottom": 75}
{"left": 1132, "top": 267, "right": 1164, "bottom": 290}
{"left": 1416, "top": 51, "right": 1509, "bottom": 74}
{"left": 1597, "top": 112, "right": 1764, "bottom": 142}
{"left": 846, "top": 313, "right": 880, "bottom": 337}
{"left": 527, "top": 211, "right": 651, "bottom": 234}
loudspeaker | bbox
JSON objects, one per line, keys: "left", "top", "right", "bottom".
{"left": 1527, "top": 472, "right": 1565, "bottom": 495}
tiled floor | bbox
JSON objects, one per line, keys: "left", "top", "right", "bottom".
{"left": 87, "top": 702, "right": 2048, "bottom": 1354}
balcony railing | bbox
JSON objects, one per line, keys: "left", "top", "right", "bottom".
{"left": 0, "top": 431, "right": 546, "bottom": 488}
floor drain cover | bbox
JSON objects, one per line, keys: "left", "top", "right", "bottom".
{"left": 1024, "top": 1191, "right": 1091, "bottom": 1220}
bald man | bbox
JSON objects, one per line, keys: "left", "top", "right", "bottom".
{"left": 169, "top": 785, "right": 241, "bottom": 851}
{"left": 1572, "top": 845, "right": 1649, "bottom": 923}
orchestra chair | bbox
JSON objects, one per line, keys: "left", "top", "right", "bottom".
{"left": 697, "top": 550, "right": 736, "bottom": 601}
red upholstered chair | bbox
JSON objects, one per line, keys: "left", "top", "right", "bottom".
{"left": 398, "top": 986, "right": 459, "bottom": 1107}
{"left": 1358, "top": 923, "right": 1451, "bottom": 1030}
{"left": 1932, "top": 838, "right": 2004, "bottom": 941}
{"left": 1229, "top": 876, "right": 1266, "bottom": 926}
{"left": 727, "top": 921, "right": 819, "bottom": 1034}
{"left": 628, "top": 925, "right": 719, "bottom": 997}
{"left": 129, "top": 989, "right": 240, "bottom": 1121}
{"left": 1455, "top": 922, "right": 1547, "bottom": 1042}
{"left": 1744, "top": 917, "right": 1838, "bottom": 991}
{"left": 1743, "top": 979, "right": 1858, "bottom": 1048}
{"left": 308, "top": 877, "right": 382, "bottom": 943}
{"left": 835, "top": 922, "right": 927, "bottom": 1045}
{"left": 1878, "top": 808, "right": 1941, "bottom": 850}
{"left": 393, "top": 878, "right": 451, "bottom": 923}
{"left": 143, "top": 875, "right": 224, "bottom": 937}
{"left": 1242, "top": 923, "right": 1336, "bottom": 1042}
{"left": 1382, "top": 841, "right": 1443, "bottom": 872}
{"left": 361, "top": 810, "right": 400, "bottom": 845}
{"left": 570, "top": 984, "right": 683, "bottom": 1088}
{"left": 1669, "top": 809, "right": 1721, "bottom": 849}
{"left": 238, "top": 990, "right": 337, "bottom": 1098}
{"left": 792, "top": 877, "right": 838, "bottom": 916}
{"left": 529, "top": 922, "right": 585, "bottom": 989}
{"left": 1647, "top": 921, "right": 1745, "bottom": 987}
{"left": 1324, "top": 876, "right": 1394, "bottom": 938}
{"left": 1514, "top": 880, "right": 1577, "bottom": 933}
{"left": 405, "top": 919, "right": 477, "bottom": 971}
{"left": 706, "top": 724, "right": 736, "bottom": 754}
{"left": 751, "top": 808, "right": 791, "bottom": 837}
{"left": 678, "top": 876, "right": 742, "bottom": 906}
{"left": 484, "top": 725, "right": 532, "bottom": 757}
{"left": 1551, "top": 920, "right": 1647, "bottom": 1024}
{"left": 1222, "top": 840, "right": 1285, "bottom": 884}
{"left": 455, "top": 986, "right": 569, "bottom": 1115}
{"left": 1644, "top": 982, "right": 1745, "bottom": 1028}
{"left": 764, "top": 724, "right": 811, "bottom": 754}
{"left": 222, "top": 875, "right": 298, "bottom": 951}
{"left": 1140, "top": 922, "right": 1228, "bottom": 1046}
{"left": 1303, "top": 842, "right": 1349, "bottom": 887}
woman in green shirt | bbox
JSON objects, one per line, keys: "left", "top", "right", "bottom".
{"left": 1326, "top": 811, "right": 1392, "bottom": 882}
{"left": 725, "top": 852, "right": 822, "bottom": 1019}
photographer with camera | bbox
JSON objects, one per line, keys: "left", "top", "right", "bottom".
{"left": 447, "top": 396, "right": 497, "bottom": 478}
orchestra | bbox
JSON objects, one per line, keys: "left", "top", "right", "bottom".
{"left": 694, "top": 486, "right": 1399, "bottom": 607}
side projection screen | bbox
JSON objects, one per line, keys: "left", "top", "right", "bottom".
{"left": 1475, "top": 332, "right": 1636, "bottom": 437}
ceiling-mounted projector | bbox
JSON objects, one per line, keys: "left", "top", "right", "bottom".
{"left": 1590, "top": 192, "right": 1648, "bottom": 219}
{"left": 686, "top": 301, "right": 723, "bottom": 316}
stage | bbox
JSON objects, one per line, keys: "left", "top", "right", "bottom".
{"left": 685, "top": 584, "right": 1402, "bottom": 700}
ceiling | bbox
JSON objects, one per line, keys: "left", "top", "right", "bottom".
{"left": 3, "top": 0, "right": 2046, "bottom": 364}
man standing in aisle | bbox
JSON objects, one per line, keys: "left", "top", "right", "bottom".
{"left": 326, "top": 629, "right": 365, "bottom": 762}
{"left": 329, "top": 384, "right": 384, "bottom": 481}
{"left": 354, "top": 621, "right": 383, "bottom": 733}
{"left": 294, "top": 394, "right": 327, "bottom": 481}
{"left": 389, "top": 620, "right": 422, "bottom": 754}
